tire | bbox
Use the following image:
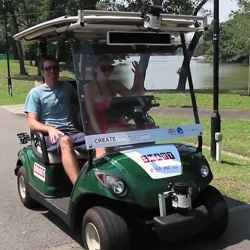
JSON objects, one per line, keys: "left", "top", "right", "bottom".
{"left": 82, "top": 206, "right": 130, "bottom": 250}
{"left": 200, "top": 185, "right": 228, "bottom": 239}
{"left": 17, "top": 167, "right": 38, "bottom": 209}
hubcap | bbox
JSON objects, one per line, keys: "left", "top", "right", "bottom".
{"left": 85, "top": 222, "right": 101, "bottom": 250}
{"left": 19, "top": 175, "right": 26, "bottom": 200}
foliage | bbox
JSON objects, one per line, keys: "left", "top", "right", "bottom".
{"left": 202, "top": 1, "right": 250, "bottom": 63}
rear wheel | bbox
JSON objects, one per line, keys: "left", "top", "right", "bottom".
{"left": 200, "top": 185, "right": 228, "bottom": 239}
{"left": 17, "top": 167, "right": 38, "bottom": 209}
{"left": 82, "top": 206, "right": 130, "bottom": 250}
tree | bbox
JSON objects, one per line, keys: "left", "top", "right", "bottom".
{"left": 2, "top": 0, "right": 28, "bottom": 75}
{"left": 201, "top": 0, "right": 250, "bottom": 63}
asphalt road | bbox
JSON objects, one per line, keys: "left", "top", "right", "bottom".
{"left": 1, "top": 107, "right": 250, "bottom": 250}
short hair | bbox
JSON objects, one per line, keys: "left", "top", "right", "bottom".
{"left": 41, "top": 55, "right": 59, "bottom": 70}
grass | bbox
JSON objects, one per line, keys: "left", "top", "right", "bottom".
{"left": 155, "top": 116, "right": 250, "bottom": 203}
{"left": 153, "top": 91, "right": 250, "bottom": 110}
{"left": 0, "top": 60, "right": 74, "bottom": 105}
{"left": 0, "top": 60, "right": 36, "bottom": 105}
{"left": 155, "top": 116, "right": 250, "bottom": 157}
{"left": 205, "top": 149, "right": 250, "bottom": 204}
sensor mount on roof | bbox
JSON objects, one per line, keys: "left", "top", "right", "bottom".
{"left": 144, "top": 5, "right": 162, "bottom": 30}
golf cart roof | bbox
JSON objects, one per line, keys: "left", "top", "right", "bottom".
{"left": 13, "top": 10, "right": 207, "bottom": 42}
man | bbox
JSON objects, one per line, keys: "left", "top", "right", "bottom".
{"left": 25, "top": 56, "right": 84, "bottom": 184}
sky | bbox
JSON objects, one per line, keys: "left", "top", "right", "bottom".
{"left": 204, "top": 0, "right": 239, "bottom": 22}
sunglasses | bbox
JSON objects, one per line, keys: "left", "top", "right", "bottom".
{"left": 100, "top": 65, "right": 114, "bottom": 73}
{"left": 43, "top": 65, "right": 59, "bottom": 72}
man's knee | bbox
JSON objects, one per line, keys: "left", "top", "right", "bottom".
{"left": 59, "top": 135, "right": 73, "bottom": 151}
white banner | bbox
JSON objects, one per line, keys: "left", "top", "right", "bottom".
{"left": 121, "top": 145, "right": 182, "bottom": 179}
{"left": 85, "top": 124, "right": 202, "bottom": 149}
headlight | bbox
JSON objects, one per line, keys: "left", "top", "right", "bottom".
{"left": 200, "top": 165, "right": 209, "bottom": 178}
{"left": 95, "top": 172, "right": 127, "bottom": 197}
{"left": 111, "top": 180, "right": 126, "bottom": 196}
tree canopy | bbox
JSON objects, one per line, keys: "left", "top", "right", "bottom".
{"left": 0, "top": 0, "right": 208, "bottom": 74}
{"left": 201, "top": 0, "right": 250, "bottom": 63}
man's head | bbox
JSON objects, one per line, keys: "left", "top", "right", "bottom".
{"left": 41, "top": 56, "right": 60, "bottom": 86}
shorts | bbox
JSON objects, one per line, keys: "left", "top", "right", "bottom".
{"left": 45, "top": 131, "right": 85, "bottom": 152}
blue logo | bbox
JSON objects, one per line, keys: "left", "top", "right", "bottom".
{"left": 176, "top": 127, "right": 184, "bottom": 134}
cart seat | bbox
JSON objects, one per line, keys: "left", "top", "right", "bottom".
{"left": 31, "top": 131, "right": 88, "bottom": 164}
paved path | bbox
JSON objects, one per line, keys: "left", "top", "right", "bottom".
{"left": 2, "top": 104, "right": 250, "bottom": 120}
{"left": 151, "top": 107, "right": 250, "bottom": 120}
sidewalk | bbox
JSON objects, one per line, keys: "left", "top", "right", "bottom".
{"left": 151, "top": 106, "right": 250, "bottom": 120}
{"left": 2, "top": 104, "right": 250, "bottom": 120}
{"left": 1, "top": 104, "right": 24, "bottom": 115}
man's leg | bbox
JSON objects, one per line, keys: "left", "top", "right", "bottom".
{"left": 59, "top": 135, "right": 80, "bottom": 184}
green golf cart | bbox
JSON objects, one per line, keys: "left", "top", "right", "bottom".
{"left": 14, "top": 7, "right": 228, "bottom": 250}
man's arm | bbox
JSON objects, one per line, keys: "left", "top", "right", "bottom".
{"left": 26, "top": 112, "right": 64, "bottom": 144}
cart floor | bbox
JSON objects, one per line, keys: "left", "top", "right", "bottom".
{"left": 47, "top": 196, "right": 70, "bottom": 214}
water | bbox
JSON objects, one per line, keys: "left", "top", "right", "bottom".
{"left": 118, "top": 55, "right": 249, "bottom": 90}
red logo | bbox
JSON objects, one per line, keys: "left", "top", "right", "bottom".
{"left": 141, "top": 152, "right": 175, "bottom": 163}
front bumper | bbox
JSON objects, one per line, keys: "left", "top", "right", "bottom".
{"left": 152, "top": 205, "right": 208, "bottom": 241}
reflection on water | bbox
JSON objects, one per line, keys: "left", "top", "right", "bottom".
{"left": 117, "top": 55, "right": 249, "bottom": 90}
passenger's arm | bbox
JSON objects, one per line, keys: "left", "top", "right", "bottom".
{"left": 131, "top": 61, "right": 145, "bottom": 95}
{"left": 26, "top": 112, "right": 64, "bottom": 144}
{"left": 116, "top": 61, "right": 145, "bottom": 96}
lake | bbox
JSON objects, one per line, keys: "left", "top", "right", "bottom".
{"left": 119, "top": 55, "right": 249, "bottom": 90}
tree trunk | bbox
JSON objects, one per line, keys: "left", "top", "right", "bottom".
{"left": 16, "top": 41, "right": 28, "bottom": 75}
{"left": 8, "top": 5, "right": 28, "bottom": 75}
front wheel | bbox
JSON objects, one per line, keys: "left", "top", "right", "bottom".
{"left": 82, "top": 206, "right": 130, "bottom": 250}
{"left": 200, "top": 185, "right": 228, "bottom": 239}
{"left": 17, "top": 167, "right": 38, "bottom": 209}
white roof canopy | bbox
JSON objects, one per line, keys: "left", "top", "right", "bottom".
{"left": 14, "top": 10, "right": 207, "bottom": 41}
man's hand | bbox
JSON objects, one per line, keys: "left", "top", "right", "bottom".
{"left": 48, "top": 127, "right": 64, "bottom": 144}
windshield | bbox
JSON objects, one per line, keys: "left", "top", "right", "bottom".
{"left": 72, "top": 41, "right": 201, "bottom": 149}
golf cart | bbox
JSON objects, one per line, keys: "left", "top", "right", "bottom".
{"left": 14, "top": 8, "right": 228, "bottom": 250}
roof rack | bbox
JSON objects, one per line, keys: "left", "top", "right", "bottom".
{"left": 14, "top": 10, "right": 208, "bottom": 41}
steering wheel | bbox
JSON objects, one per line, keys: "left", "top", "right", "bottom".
{"left": 107, "top": 95, "right": 159, "bottom": 128}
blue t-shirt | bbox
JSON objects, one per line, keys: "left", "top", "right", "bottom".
{"left": 24, "top": 82, "right": 78, "bottom": 131}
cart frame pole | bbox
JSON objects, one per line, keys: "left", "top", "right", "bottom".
{"left": 211, "top": 0, "right": 221, "bottom": 159}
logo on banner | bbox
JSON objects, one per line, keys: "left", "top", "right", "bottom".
{"left": 33, "top": 162, "right": 46, "bottom": 182}
{"left": 121, "top": 145, "right": 182, "bottom": 179}
{"left": 168, "top": 128, "right": 176, "bottom": 135}
{"left": 141, "top": 152, "right": 175, "bottom": 163}
{"left": 176, "top": 127, "right": 184, "bottom": 134}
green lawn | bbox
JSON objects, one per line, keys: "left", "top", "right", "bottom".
{"left": 155, "top": 116, "right": 250, "bottom": 157}
{"left": 0, "top": 60, "right": 36, "bottom": 105}
{"left": 0, "top": 60, "right": 73, "bottom": 105}
{"left": 155, "top": 116, "right": 250, "bottom": 203}
{"left": 153, "top": 91, "right": 250, "bottom": 110}
{"left": 1, "top": 60, "right": 250, "bottom": 109}
{"left": 205, "top": 149, "right": 250, "bottom": 204}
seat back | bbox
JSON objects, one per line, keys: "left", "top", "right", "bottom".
{"left": 31, "top": 131, "right": 88, "bottom": 164}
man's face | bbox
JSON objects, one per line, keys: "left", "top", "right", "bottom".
{"left": 42, "top": 60, "right": 59, "bottom": 85}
